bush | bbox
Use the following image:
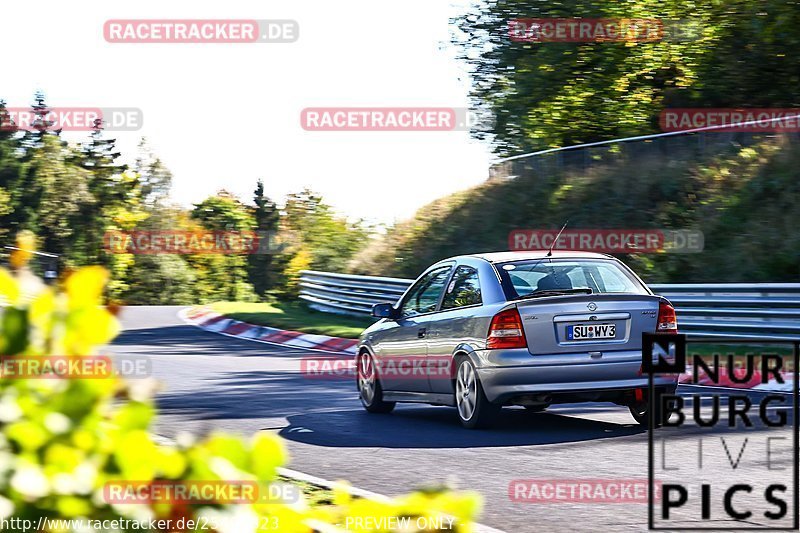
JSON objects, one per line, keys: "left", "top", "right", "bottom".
{"left": 0, "top": 238, "right": 481, "bottom": 531}
{"left": 121, "top": 254, "right": 198, "bottom": 305}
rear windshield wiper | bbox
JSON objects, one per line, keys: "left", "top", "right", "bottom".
{"left": 512, "top": 288, "right": 593, "bottom": 301}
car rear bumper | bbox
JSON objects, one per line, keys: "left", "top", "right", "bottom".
{"left": 474, "top": 348, "right": 678, "bottom": 404}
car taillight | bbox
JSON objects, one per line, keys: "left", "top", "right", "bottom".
{"left": 657, "top": 301, "right": 678, "bottom": 333}
{"left": 487, "top": 308, "right": 527, "bottom": 349}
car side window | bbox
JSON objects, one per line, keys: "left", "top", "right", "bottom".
{"left": 441, "top": 266, "right": 482, "bottom": 310}
{"left": 400, "top": 266, "right": 452, "bottom": 317}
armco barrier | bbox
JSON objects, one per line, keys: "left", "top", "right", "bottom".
{"left": 299, "top": 270, "right": 800, "bottom": 340}
{"left": 299, "top": 270, "right": 412, "bottom": 315}
{"left": 649, "top": 283, "right": 800, "bottom": 340}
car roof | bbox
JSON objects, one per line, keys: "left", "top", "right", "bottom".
{"left": 463, "top": 250, "right": 615, "bottom": 263}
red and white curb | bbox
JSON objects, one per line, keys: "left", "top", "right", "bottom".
{"left": 179, "top": 306, "right": 359, "bottom": 355}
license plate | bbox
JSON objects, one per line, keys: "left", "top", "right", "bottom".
{"left": 566, "top": 323, "right": 616, "bottom": 340}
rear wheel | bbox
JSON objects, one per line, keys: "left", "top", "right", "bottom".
{"left": 455, "top": 358, "right": 499, "bottom": 429}
{"left": 357, "top": 352, "right": 395, "bottom": 414}
{"left": 629, "top": 390, "right": 665, "bottom": 426}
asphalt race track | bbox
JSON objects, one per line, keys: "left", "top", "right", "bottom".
{"left": 109, "top": 306, "right": 798, "bottom": 533}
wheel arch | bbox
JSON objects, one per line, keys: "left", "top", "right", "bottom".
{"left": 450, "top": 343, "right": 481, "bottom": 391}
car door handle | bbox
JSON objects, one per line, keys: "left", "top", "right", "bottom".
{"left": 418, "top": 328, "right": 426, "bottom": 338}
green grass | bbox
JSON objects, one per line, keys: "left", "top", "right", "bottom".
{"left": 208, "top": 301, "right": 376, "bottom": 339}
{"left": 348, "top": 135, "right": 800, "bottom": 284}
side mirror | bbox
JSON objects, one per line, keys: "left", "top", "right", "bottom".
{"left": 372, "top": 302, "right": 398, "bottom": 319}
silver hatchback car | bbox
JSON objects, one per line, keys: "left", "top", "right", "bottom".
{"left": 356, "top": 251, "right": 679, "bottom": 428}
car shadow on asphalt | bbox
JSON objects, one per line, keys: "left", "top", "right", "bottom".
{"left": 278, "top": 405, "right": 646, "bottom": 448}
{"left": 154, "top": 368, "right": 646, "bottom": 448}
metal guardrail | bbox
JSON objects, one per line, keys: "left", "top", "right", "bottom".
{"left": 491, "top": 114, "right": 800, "bottom": 165}
{"left": 649, "top": 283, "right": 800, "bottom": 340}
{"left": 299, "top": 270, "right": 412, "bottom": 315}
{"left": 299, "top": 270, "right": 800, "bottom": 340}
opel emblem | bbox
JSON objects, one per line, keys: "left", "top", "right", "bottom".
{"left": 587, "top": 302, "right": 597, "bottom": 312}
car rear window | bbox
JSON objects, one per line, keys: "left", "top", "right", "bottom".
{"left": 494, "top": 258, "right": 648, "bottom": 299}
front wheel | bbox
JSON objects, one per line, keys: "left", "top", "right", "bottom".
{"left": 357, "top": 352, "right": 395, "bottom": 414}
{"left": 455, "top": 358, "right": 499, "bottom": 429}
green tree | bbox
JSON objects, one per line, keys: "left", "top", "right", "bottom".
{"left": 15, "top": 134, "right": 93, "bottom": 265}
{"left": 73, "top": 120, "right": 131, "bottom": 267}
{"left": 454, "top": 0, "right": 800, "bottom": 155}
{"left": 133, "top": 137, "right": 173, "bottom": 208}
{"left": 273, "top": 189, "right": 370, "bottom": 299}
{"left": 191, "top": 190, "right": 252, "bottom": 231}
{"left": 248, "top": 179, "right": 280, "bottom": 297}
{"left": 19, "top": 91, "right": 57, "bottom": 151}
{"left": 123, "top": 253, "right": 197, "bottom": 304}
{"left": 114, "top": 141, "right": 189, "bottom": 303}
{"left": 283, "top": 188, "right": 369, "bottom": 272}
{"left": 0, "top": 101, "right": 21, "bottom": 242}
{"left": 189, "top": 191, "right": 257, "bottom": 302}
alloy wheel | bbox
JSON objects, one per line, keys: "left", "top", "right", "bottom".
{"left": 357, "top": 353, "right": 376, "bottom": 405}
{"left": 456, "top": 361, "right": 477, "bottom": 421}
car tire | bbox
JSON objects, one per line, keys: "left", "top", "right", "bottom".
{"left": 357, "top": 352, "right": 395, "bottom": 414}
{"left": 454, "top": 357, "right": 499, "bottom": 429}
{"left": 629, "top": 390, "right": 665, "bottom": 426}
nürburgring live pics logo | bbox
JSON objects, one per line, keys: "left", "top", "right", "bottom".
{"left": 643, "top": 333, "right": 799, "bottom": 530}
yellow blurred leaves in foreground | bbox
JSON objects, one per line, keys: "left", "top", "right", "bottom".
{"left": 0, "top": 261, "right": 481, "bottom": 531}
